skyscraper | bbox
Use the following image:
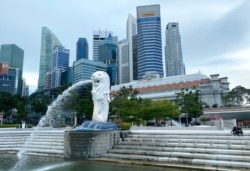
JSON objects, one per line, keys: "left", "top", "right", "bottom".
{"left": 92, "top": 29, "right": 113, "bottom": 61}
{"left": 118, "top": 39, "right": 129, "bottom": 84}
{"left": 76, "top": 38, "right": 88, "bottom": 60}
{"left": 98, "top": 34, "right": 118, "bottom": 85}
{"left": 132, "top": 35, "right": 138, "bottom": 81}
{"left": 165, "top": 22, "right": 185, "bottom": 76}
{"left": 126, "top": 14, "right": 137, "bottom": 82}
{"left": 0, "top": 64, "right": 19, "bottom": 95}
{"left": 136, "top": 4, "right": 163, "bottom": 79}
{"left": 0, "top": 44, "right": 24, "bottom": 95}
{"left": 73, "top": 58, "right": 107, "bottom": 84}
{"left": 38, "top": 27, "right": 62, "bottom": 90}
{"left": 51, "top": 46, "right": 69, "bottom": 88}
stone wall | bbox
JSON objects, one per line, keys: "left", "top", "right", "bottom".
{"left": 64, "top": 130, "right": 120, "bottom": 159}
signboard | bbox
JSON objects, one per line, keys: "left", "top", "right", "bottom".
{"left": 0, "top": 63, "right": 9, "bottom": 74}
{"left": 141, "top": 12, "right": 156, "bottom": 17}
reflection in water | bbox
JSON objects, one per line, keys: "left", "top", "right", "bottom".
{"left": 0, "top": 154, "right": 199, "bottom": 171}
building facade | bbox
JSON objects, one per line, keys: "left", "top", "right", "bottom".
{"left": 38, "top": 27, "right": 62, "bottom": 91}
{"left": 165, "top": 22, "right": 185, "bottom": 77}
{"left": 93, "top": 29, "right": 113, "bottom": 61}
{"left": 126, "top": 14, "right": 137, "bottom": 82}
{"left": 61, "top": 67, "right": 73, "bottom": 86}
{"left": 0, "top": 63, "right": 19, "bottom": 95}
{"left": 111, "top": 72, "right": 230, "bottom": 107}
{"left": 136, "top": 4, "right": 163, "bottom": 79}
{"left": 73, "top": 58, "right": 107, "bottom": 84}
{"left": 118, "top": 39, "right": 129, "bottom": 84}
{"left": 76, "top": 38, "right": 88, "bottom": 60}
{"left": 132, "top": 35, "right": 138, "bottom": 81}
{"left": 98, "top": 34, "right": 118, "bottom": 85}
{"left": 51, "top": 46, "right": 69, "bottom": 88}
{"left": 0, "top": 44, "right": 24, "bottom": 95}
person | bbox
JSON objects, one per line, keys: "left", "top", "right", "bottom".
{"left": 231, "top": 125, "right": 243, "bottom": 136}
{"left": 231, "top": 126, "right": 237, "bottom": 136}
{"left": 236, "top": 125, "right": 243, "bottom": 136}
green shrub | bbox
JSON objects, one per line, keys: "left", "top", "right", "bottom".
{"left": 119, "top": 122, "right": 131, "bottom": 130}
{"left": 58, "top": 123, "right": 66, "bottom": 128}
{"left": 27, "top": 124, "right": 33, "bottom": 128}
{"left": 200, "top": 117, "right": 210, "bottom": 122}
{"left": 0, "top": 124, "right": 18, "bottom": 128}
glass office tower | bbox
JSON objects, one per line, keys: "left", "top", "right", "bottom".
{"left": 165, "top": 22, "right": 185, "bottom": 76}
{"left": 98, "top": 34, "right": 118, "bottom": 85}
{"left": 136, "top": 4, "right": 163, "bottom": 79}
{"left": 92, "top": 29, "right": 113, "bottom": 61}
{"left": 76, "top": 38, "right": 88, "bottom": 60}
{"left": 38, "top": 27, "right": 62, "bottom": 91}
{"left": 126, "top": 14, "right": 137, "bottom": 82}
{"left": 0, "top": 44, "right": 24, "bottom": 95}
{"left": 51, "top": 46, "right": 69, "bottom": 88}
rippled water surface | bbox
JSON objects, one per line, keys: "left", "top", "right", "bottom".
{"left": 0, "top": 154, "right": 199, "bottom": 171}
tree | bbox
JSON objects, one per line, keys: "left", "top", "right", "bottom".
{"left": 30, "top": 92, "right": 50, "bottom": 114}
{"left": 110, "top": 86, "right": 140, "bottom": 123}
{"left": 139, "top": 99, "right": 180, "bottom": 125}
{"left": 59, "top": 85, "right": 93, "bottom": 122}
{"left": 223, "top": 86, "right": 250, "bottom": 106}
{"left": 176, "top": 87, "right": 203, "bottom": 124}
{"left": 118, "top": 99, "right": 141, "bottom": 123}
{"left": 0, "top": 92, "right": 18, "bottom": 121}
{"left": 74, "top": 85, "right": 93, "bottom": 120}
{"left": 111, "top": 86, "right": 180, "bottom": 126}
{"left": 0, "top": 92, "right": 18, "bottom": 122}
{"left": 139, "top": 99, "right": 155, "bottom": 123}
{"left": 16, "top": 96, "right": 28, "bottom": 121}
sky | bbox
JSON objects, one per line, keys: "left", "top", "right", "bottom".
{"left": 0, "top": 0, "right": 249, "bottom": 94}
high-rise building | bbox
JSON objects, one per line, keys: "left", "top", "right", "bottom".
{"left": 98, "top": 34, "right": 118, "bottom": 85}
{"left": 73, "top": 58, "right": 107, "bottom": 84}
{"left": 118, "top": 39, "right": 129, "bottom": 84}
{"left": 51, "top": 46, "right": 69, "bottom": 88}
{"left": 132, "top": 35, "right": 138, "bottom": 80}
{"left": 0, "top": 44, "right": 24, "bottom": 95}
{"left": 136, "top": 4, "right": 163, "bottom": 79}
{"left": 165, "top": 22, "right": 185, "bottom": 76}
{"left": 76, "top": 38, "right": 88, "bottom": 60}
{"left": 92, "top": 29, "right": 113, "bottom": 61}
{"left": 61, "top": 67, "right": 73, "bottom": 86}
{"left": 0, "top": 63, "right": 18, "bottom": 95}
{"left": 38, "top": 27, "right": 62, "bottom": 91}
{"left": 126, "top": 14, "right": 137, "bottom": 82}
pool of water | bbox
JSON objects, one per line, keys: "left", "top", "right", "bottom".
{"left": 0, "top": 154, "right": 199, "bottom": 171}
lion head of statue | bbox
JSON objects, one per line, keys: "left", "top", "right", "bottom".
{"left": 91, "top": 71, "right": 110, "bottom": 100}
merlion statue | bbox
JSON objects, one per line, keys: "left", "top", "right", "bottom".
{"left": 91, "top": 71, "right": 110, "bottom": 123}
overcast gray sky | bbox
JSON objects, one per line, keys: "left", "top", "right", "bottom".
{"left": 0, "top": 0, "right": 249, "bottom": 94}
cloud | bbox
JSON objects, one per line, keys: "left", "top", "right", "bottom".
{"left": 183, "top": 0, "right": 250, "bottom": 62}
{"left": 0, "top": 0, "right": 250, "bottom": 94}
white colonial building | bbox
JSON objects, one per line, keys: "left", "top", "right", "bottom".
{"left": 111, "top": 72, "right": 230, "bottom": 107}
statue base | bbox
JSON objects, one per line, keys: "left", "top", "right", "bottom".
{"left": 77, "top": 121, "right": 119, "bottom": 131}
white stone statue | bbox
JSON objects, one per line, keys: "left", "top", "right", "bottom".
{"left": 91, "top": 71, "right": 111, "bottom": 123}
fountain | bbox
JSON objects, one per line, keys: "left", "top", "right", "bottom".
{"left": 11, "top": 71, "right": 119, "bottom": 170}
{"left": 10, "top": 79, "right": 92, "bottom": 170}
{"left": 38, "top": 79, "right": 93, "bottom": 127}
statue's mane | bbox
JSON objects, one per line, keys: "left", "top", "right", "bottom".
{"left": 91, "top": 71, "right": 110, "bottom": 100}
